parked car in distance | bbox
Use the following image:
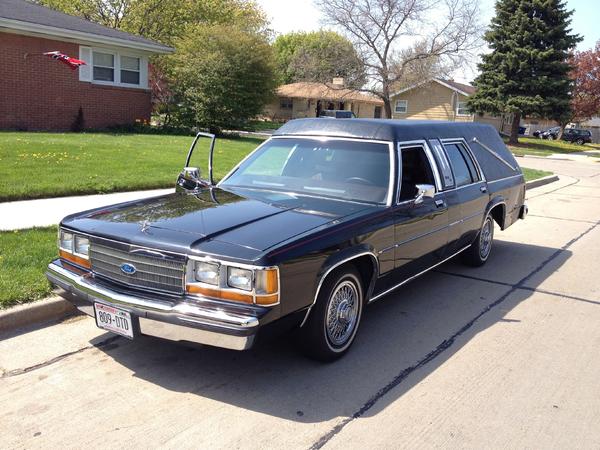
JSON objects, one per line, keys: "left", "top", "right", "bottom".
{"left": 319, "top": 109, "right": 356, "bottom": 119}
{"left": 46, "top": 119, "right": 527, "bottom": 361}
{"left": 540, "top": 126, "right": 561, "bottom": 140}
{"left": 562, "top": 128, "right": 592, "bottom": 145}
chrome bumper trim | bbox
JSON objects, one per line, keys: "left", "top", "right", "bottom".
{"left": 46, "top": 261, "right": 258, "bottom": 350}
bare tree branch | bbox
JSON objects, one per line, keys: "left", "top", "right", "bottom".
{"left": 315, "top": 0, "right": 483, "bottom": 117}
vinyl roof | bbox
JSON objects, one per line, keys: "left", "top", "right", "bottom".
{"left": 273, "top": 118, "right": 520, "bottom": 182}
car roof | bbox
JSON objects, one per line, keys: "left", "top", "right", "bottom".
{"left": 274, "top": 118, "right": 498, "bottom": 142}
{"left": 273, "top": 118, "right": 520, "bottom": 183}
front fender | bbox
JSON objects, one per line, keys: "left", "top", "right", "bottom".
{"left": 300, "top": 245, "right": 379, "bottom": 327}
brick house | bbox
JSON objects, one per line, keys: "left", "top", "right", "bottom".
{"left": 0, "top": 0, "right": 173, "bottom": 131}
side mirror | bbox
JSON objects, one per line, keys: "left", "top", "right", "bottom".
{"left": 414, "top": 184, "right": 435, "bottom": 205}
{"left": 176, "top": 166, "right": 208, "bottom": 191}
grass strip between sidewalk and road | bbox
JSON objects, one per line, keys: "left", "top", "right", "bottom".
{"left": 0, "top": 168, "right": 551, "bottom": 309}
{"left": 0, "top": 227, "right": 57, "bottom": 309}
{"left": 0, "top": 132, "right": 264, "bottom": 202}
{"left": 508, "top": 137, "right": 600, "bottom": 158}
{"left": 521, "top": 167, "right": 553, "bottom": 181}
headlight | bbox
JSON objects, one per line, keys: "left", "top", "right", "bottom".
{"left": 58, "top": 229, "right": 91, "bottom": 269}
{"left": 59, "top": 230, "right": 73, "bottom": 252}
{"left": 227, "top": 267, "right": 253, "bottom": 291}
{"left": 74, "top": 236, "right": 89, "bottom": 258}
{"left": 195, "top": 261, "right": 219, "bottom": 285}
{"left": 186, "top": 260, "right": 279, "bottom": 306}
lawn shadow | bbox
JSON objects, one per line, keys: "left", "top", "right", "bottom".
{"left": 93, "top": 240, "right": 572, "bottom": 424}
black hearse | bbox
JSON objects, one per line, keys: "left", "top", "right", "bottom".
{"left": 47, "top": 119, "right": 527, "bottom": 361}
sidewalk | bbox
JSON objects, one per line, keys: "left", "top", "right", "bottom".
{"left": 0, "top": 188, "right": 173, "bottom": 231}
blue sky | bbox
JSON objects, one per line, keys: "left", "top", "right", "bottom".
{"left": 257, "top": 0, "right": 598, "bottom": 82}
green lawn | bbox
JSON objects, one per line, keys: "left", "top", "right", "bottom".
{"left": 0, "top": 227, "right": 57, "bottom": 308}
{"left": 508, "top": 137, "right": 600, "bottom": 158}
{"left": 0, "top": 132, "right": 264, "bottom": 202}
{"left": 522, "top": 167, "right": 553, "bottom": 181}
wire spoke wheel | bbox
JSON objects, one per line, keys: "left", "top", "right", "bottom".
{"left": 325, "top": 280, "right": 360, "bottom": 348}
{"left": 479, "top": 216, "right": 494, "bottom": 260}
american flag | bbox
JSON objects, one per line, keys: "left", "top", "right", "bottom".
{"left": 43, "top": 51, "right": 86, "bottom": 70}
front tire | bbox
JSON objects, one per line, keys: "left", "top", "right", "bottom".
{"left": 461, "top": 214, "right": 495, "bottom": 267}
{"left": 297, "top": 267, "right": 364, "bottom": 362}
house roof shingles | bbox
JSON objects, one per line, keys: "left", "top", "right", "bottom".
{"left": 441, "top": 79, "right": 476, "bottom": 96}
{"left": 277, "top": 82, "right": 383, "bottom": 105}
{"left": 0, "top": 0, "right": 172, "bottom": 52}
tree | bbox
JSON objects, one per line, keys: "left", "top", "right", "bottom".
{"left": 315, "top": 0, "right": 482, "bottom": 118}
{"left": 569, "top": 41, "right": 600, "bottom": 123}
{"left": 167, "top": 24, "right": 277, "bottom": 133}
{"left": 36, "top": 0, "right": 268, "bottom": 45}
{"left": 468, "top": 0, "right": 581, "bottom": 144}
{"left": 273, "top": 31, "right": 365, "bottom": 87}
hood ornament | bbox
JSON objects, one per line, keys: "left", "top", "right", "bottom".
{"left": 140, "top": 220, "right": 151, "bottom": 233}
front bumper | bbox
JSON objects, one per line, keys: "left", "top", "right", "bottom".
{"left": 46, "top": 260, "right": 261, "bottom": 350}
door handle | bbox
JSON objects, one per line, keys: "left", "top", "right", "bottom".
{"left": 435, "top": 199, "right": 446, "bottom": 208}
{"left": 480, "top": 185, "right": 488, "bottom": 193}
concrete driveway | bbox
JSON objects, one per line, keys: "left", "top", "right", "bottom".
{"left": 1, "top": 156, "right": 599, "bottom": 449}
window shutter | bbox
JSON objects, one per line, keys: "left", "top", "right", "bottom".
{"left": 140, "top": 56, "right": 149, "bottom": 89}
{"left": 79, "top": 46, "right": 92, "bottom": 82}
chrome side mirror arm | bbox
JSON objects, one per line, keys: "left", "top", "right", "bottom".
{"left": 414, "top": 184, "right": 436, "bottom": 205}
{"left": 184, "top": 132, "right": 217, "bottom": 186}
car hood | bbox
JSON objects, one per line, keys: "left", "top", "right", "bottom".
{"left": 61, "top": 187, "right": 375, "bottom": 260}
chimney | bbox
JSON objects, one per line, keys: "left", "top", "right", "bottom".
{"left": 332, "top": 77, "right": 345, "bottom": 87}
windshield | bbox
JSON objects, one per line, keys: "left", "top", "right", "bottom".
{"left": 220, "top": 137, "right": 392, "bottom": 204}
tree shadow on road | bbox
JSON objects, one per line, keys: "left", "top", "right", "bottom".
{"left": 93, "top": 239, "right": 575, "bottom": 424}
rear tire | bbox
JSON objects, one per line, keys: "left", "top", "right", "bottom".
{"left": 461, "top": 214, "right": 495, "bottom": 267}
{"left": 297, "top": 267, "right": 364, "bottom": 362}
{"left": 576, "top": 138, "right": 584, "bottom": 145}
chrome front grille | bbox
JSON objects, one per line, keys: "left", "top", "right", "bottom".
{"left": 90, "top": 243, "right": 185, "bottom": 294}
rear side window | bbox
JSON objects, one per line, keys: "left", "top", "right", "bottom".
{"left": 429, "top": 139, "right": 454, "bottom": 189}
{"left": 444, "top": 143, "right": 476, "bottom": 187}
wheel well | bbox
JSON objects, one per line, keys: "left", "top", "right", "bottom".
{"left": 346, "top": 255, "right": 378, "bottom": 297}
{"left": 489, "top": 203, "right": 506, "bottom": 229}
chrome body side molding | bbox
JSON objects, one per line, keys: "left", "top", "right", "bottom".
{"left": 369, "top": 245, "right": 472, "bottom": 303}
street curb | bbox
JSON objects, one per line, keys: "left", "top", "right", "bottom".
{"left": 0, "top": 296, "right": 78, "bottom": 334}
{"left": 526, "top": 174, "right": 560, "bottom": 190}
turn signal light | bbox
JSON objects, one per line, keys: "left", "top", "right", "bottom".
{"left": 59, "top": 249, "right": 91, "bottom": 269}
{"left": 186, "top": 285, "right": 254, "bottom": 304}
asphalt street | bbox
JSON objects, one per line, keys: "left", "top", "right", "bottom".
{"left": 1, "top": 155, "right": 599, "bottom": 449}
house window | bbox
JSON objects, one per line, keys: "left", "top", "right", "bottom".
{"left": 120, "top": 56, "right": 140, "bottom": 85}
{"left": 457, "top": 101, "right": 470, "bottom": 116}
{"left": 395, "top": 100, "right": 408, "bottom": 114}
{"left": 280, "top": 98, "right": 293, "bottom": 109}
{"left": 92, "top": 51, "right": 114, "bottom": 82}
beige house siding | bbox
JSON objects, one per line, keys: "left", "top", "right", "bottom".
{"left": 474, "top": 114, "right": 503, "bottom": 131}
{"left": 391, "top": 81, "right": 473, "bottom": 122}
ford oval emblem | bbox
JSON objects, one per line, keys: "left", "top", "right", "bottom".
{"left": 120, "top": 263, "right": 137, "bottom": 275}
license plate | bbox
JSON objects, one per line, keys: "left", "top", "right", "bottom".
{"left": 94, "top": 303, "right": 134, "bottom": 339}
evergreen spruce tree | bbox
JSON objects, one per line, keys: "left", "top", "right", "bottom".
{"left": 468, "top": 0, "right": 581, "bottom": 144}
